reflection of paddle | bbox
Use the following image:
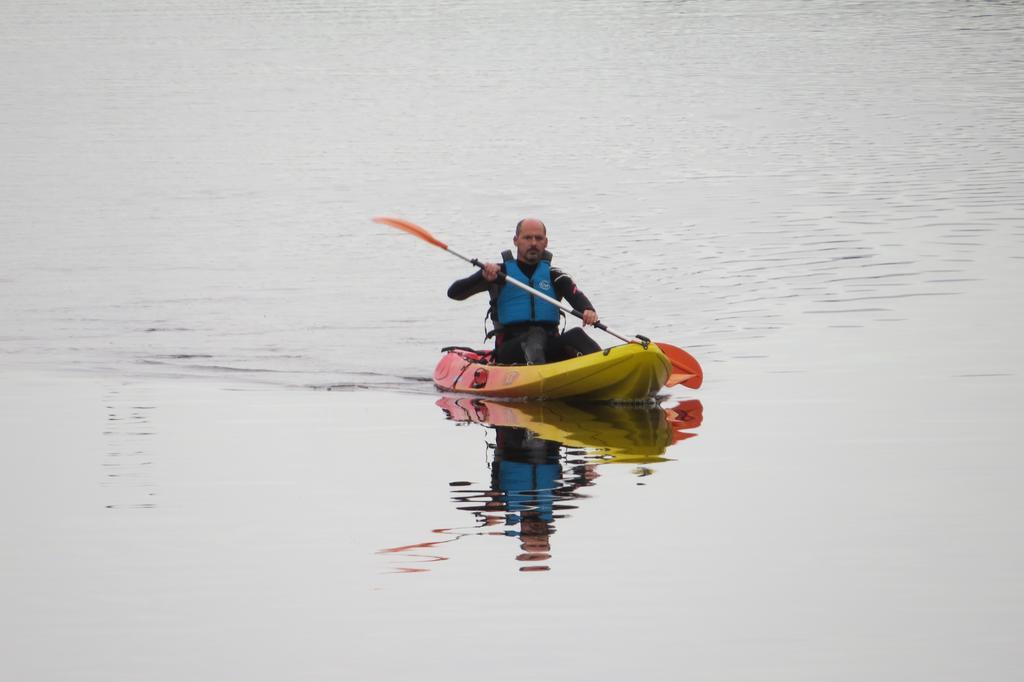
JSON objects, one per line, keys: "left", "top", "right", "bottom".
{"left": 665, "top": 399, "right": 703, "bottom": 432}
{"left": 372, "top": 216, "right": 703, "bottom": 389}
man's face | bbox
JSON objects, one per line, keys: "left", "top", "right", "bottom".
{"left": 513, "top": 220, "right": 548, "bottom": 264}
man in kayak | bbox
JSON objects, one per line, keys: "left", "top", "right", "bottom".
{"left": 447, "top": 217, "right": 601, "bottom": 365}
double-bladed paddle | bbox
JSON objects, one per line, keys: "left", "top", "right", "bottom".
{"left": 372, "top": 216, "right": 702, "bottom": 389}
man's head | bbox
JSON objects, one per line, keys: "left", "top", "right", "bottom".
{"left": 513, "top": 218, "right": 548, "bottom": 264}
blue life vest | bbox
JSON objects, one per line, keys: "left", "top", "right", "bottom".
{"left": 496, "top": 251, "right": 561, "bottom": 325}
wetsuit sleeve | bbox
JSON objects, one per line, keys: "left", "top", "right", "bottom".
{"left": 447, "top": 271, "right": 490, "bottom": 300}
{"left": 552, "top": 268, "right": 595, "bottom": 312}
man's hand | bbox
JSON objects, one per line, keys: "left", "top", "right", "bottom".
{"left": 481, "top": 262, "right": 500, "bottom": 282}
{"left": 581, "top": 309, "right": 599, "bottom": 326}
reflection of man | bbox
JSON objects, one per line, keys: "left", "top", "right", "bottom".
{"left": 491, "top": 427, "right": 561, "bottom": 571}
{"left": 450, "top": 425, "right": 595, "bottom": 572}
{"left": 446, "top": 218, "right": 600, "bottom": 365}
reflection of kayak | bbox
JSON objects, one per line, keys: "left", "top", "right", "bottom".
{"left": 437, "top": 397, "right": 702, "bottom": 462}
{"left": 433, "top": 343, "right": 672, "bottom": 401}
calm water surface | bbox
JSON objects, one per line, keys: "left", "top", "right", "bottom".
{"left": 1, "top": 0, "right": 1022, "bottom": 680}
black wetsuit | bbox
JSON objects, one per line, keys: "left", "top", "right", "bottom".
{"left": 447, "top": 262, "right": 600, "bottom": 364}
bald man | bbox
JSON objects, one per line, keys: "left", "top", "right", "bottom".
{"left": 447, "top": 218, "right": 600, "bottom": 365}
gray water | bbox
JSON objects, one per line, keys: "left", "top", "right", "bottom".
{"left": 2, "top": 1, "right": 1022, "bottom": 680}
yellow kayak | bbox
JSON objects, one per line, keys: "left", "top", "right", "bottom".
{"left": 433, "top": 343, "right": 673, "bottom": 401}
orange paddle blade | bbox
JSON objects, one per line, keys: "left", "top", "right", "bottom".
{"left": 665, "top": 372, "right": 696, "bottom": 388}
{"left": 372, "top": 216, "right": 449, "bottom": 250}
{"left": 656, "top": 342, "right": 703, "bottom": 389}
